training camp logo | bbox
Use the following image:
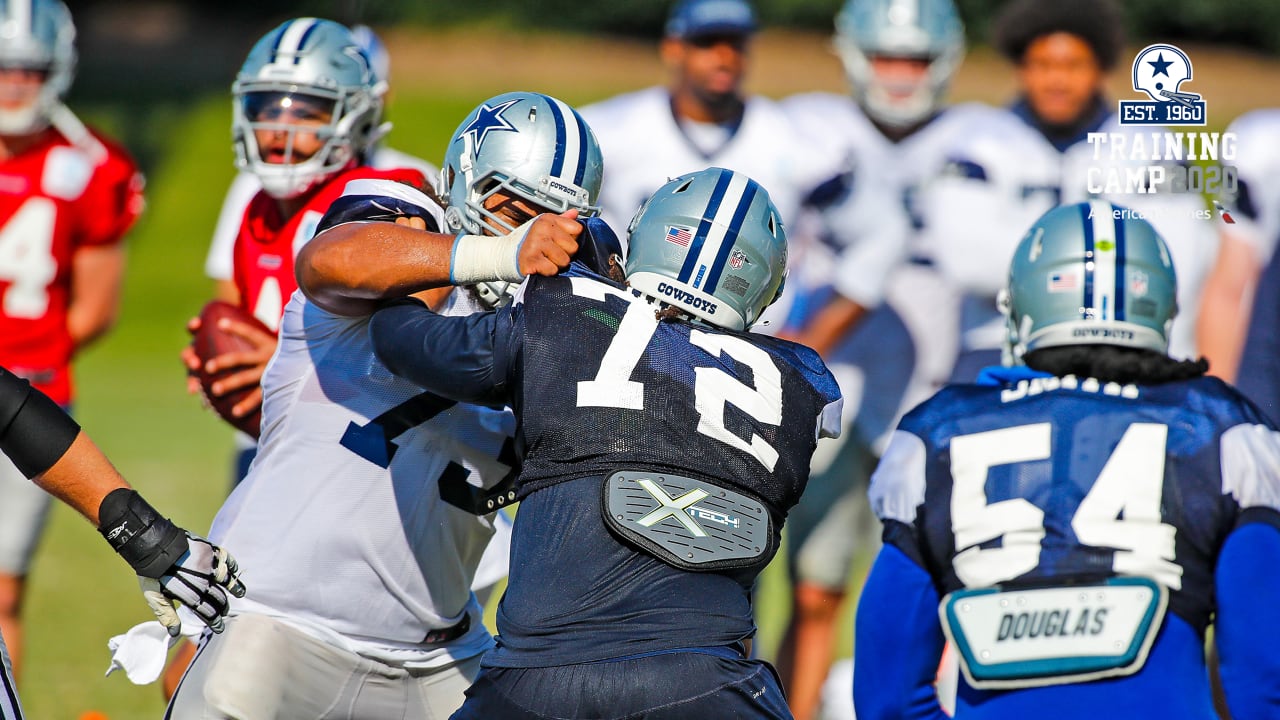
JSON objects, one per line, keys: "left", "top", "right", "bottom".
{"left": 1119, "top": 44, "right": 1205, "bottom": 126}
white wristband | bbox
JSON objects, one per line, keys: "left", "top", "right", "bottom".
{"left": 448, "top": 217, "right": 537, "bottom": 285}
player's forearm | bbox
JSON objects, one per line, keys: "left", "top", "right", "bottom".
{"left": 297, "top": 222, "right": 457, "bottom": 317}
{"left": 33, "top": 432, "right": 129, "bottom": 526}
{"left": 68, "top": 245, "right": 125, "bottom": 351}
{"left": 369, "top": 299, "right": 508, "bottom": 407}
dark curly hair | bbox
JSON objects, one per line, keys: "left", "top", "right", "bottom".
{"left": 992, "top": 0, "right": 1126, "bottom": 70}
{"left": 1024, "top": 345, "right": 1209, "bottom": 385}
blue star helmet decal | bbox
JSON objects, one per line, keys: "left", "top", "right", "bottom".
{"left": 1147, "top": 52, "right": 1173, "bottom": 78}
{"left": 462, "top": 98, "right": 521, "bottom": 153}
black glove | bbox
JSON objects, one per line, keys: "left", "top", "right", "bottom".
{"left": 99, "top": 489, "right": 246, "bottom": 636}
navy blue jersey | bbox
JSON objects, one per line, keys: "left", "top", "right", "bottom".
{"left": 370, "top": 267, "right": 841, "bottom": 667}
{"left": 855, "top": 366, "right": 1280, "bottom": 719}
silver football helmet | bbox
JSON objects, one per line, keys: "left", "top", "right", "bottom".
{"left": 442, "top": 91, "right": 604, "bottom": 307}
{"left": 834, "top": 0, "right": 964, "bottom": 128}
{"left": 232, "top": 18, "right": 385, "bottom": 199}
{"left": 625, "top": 168, "right": 786, "bottom": 332}
{"left": 0, "top": 0, "right": 76, "bottom": 135}
{"left": 1000, "top": 200, "right": 1178, "bottom": 365}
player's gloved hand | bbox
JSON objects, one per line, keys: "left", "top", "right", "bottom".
{"left": 98, "top": 489, "right": 246, "bottom": 637}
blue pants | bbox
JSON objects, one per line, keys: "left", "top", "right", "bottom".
{"left": 450, "top": 651, "right": 793, "bottom": 719}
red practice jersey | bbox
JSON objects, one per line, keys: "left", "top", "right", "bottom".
{"left": 0, "top": 128, "right": 144, "bottom": 405}
{"left": 233, "top": 165, "right": 428, "bottom": 330}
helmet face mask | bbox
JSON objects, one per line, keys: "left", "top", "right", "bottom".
{"left": 232, "top": 18, "right": 384, "bottom": 200}
{"left": 442, "top": 92, "right": 604, "bottom": 308}
{"left": 1002, "top": 200, "right": 1178, "bottom": 366}
{"left": 834, "top": 0, "right": 964, "bottom": 128}
{"left": 624, "top": 167, "right": 787, "bottom": 332}
{"left": 0, "top": 0, "right": 76, "bottom": 135}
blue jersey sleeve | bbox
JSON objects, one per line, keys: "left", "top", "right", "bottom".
{"left": 854, "top": 544, "right": 950, "bottom": 720}
{"left": 1238, "top": 243, "right": 1280, "bottom": 426}
{"left": 1215, "top": 517, "right": 1280, "bottom": 717}
{"left": 368, "top": 298, "right": 516, "bottom": 408}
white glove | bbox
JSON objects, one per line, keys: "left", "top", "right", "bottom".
{"left": 138, "top": 534, "right": 244, "bottom": 636}
{"left": 99, "top": 489, "right": 246, "bottom": 637}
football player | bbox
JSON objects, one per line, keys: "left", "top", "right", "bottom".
{"left": 180, "top": 18, "right": 427, "bottom": 434}
{"left": 199, "top": 24, "right": 437, "bottom": 486}
{"left": 336, "top": 167, "right": 841, "bottom": 719}
{"left": 855, "top": 201, "right": 1280, "bottom": 719}
{"left": 921, "top": 0, "right": 1218, "bottom": 381}
{"left": 1198, "top": 109, "right": 1280, "bottom": 382}
{"left": 579, "top": 0, "right": 829, "bottom": 274}
{"left": 165, "top": 91, "right": 601, "bottom": 719}
{"left": 0, "top": 364, "right": 242, "bottom": 720}
{"left": 0, "top": 0, "right": 144, "bottom": 675}
{"left": 774, "top": 2, "right": 990, "bottom": 715}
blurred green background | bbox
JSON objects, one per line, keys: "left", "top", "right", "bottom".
{"left": 19, "top": 2, "right": 1280, "bottom": 717}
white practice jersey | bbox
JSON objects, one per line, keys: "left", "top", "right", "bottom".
{"left": 204, "top": 146, "right": 439, "bottom": 281}
{"left": 1221, "top": 109, "right": 1280, "bottom": 264}
{"left": 211, "top": 283, "right": 511, "bottom": 668}
{"left": 923, "top": 107, "right": 1219, "bottom": 361}
{"left": 781, "top": 95, "right": 1000, "bottom": 446}
{"left": 581, "top": 87, "right": 835, "bottom": 331}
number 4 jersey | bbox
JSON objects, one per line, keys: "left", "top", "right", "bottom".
{"left": 860, "top": 366, "right": 1280, "bottom": 718}
{"left": 0, "top": 129, "right": 143, "bottom": 404}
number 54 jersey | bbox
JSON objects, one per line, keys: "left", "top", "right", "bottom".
{"left": 870, "top": 370, "right": 1280, "bottom": 685}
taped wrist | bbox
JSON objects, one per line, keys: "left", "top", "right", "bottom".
{"left": 98, "top": 489, "right": 188, "bottom": 579}
{"left": 448, "top": 217, "right": 536, "bottom": 285}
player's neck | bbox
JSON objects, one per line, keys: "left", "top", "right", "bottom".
{"left": 0, "top": 128, "right": 51, "bottom": 161}
{"left": 670, "top": 88, "right": 744, "bottom": 125}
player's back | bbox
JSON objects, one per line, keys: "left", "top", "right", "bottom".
{"left": 873, "top": 371, "right": 1274, "bottom": 718}
{"left": 211, "top": 288, "right": 509, "bottom": 660}
{"left": 486, "top": 271, "right": 841, "bottom": 667}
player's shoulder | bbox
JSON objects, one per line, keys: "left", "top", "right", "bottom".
{"left": 928, "top": 101, "right": 1003, "bottom": 137}
{"left": 315, "top": 174, "right": 445, "bottom": 235}
{"left": 579, "top": 87, "right": 666, "bottom": 130}
{"left": 370, "top": 146, "right": 439, "bottom": 179}
{"left": 1225, "top": 108, "right": 1280, "bottom": 137}
{"left": 750, "top": 333, "right": 842, "bottom": 400}
{"left": 780, "top": 91, "right": 854, "bottom": 119}
{"left": 1147, "top": 375, "right": 1275, "bottom": 431}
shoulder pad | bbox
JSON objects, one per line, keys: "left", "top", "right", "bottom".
{"left": 569, "top": 216, "right": 624, "bottom": 277}
{"left": 316, "top": 178, "right": 443, "bottom": 234}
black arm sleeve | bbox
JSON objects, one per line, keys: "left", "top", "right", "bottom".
{"left": 369, "top": 298, "right": 512, "bottom": 407}
{"left": 0, "top": 368, "right": 80, "bottom": 478}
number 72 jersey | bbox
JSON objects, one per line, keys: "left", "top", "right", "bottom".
{"left": 497, "top": 273, "right": 843, "bottom": 522}
{"left": 871, "top": 374, "right": 1280, "bottom": 634}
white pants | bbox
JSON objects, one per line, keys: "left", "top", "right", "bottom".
{"left": 167, "top": 613, "right": 482, "bottom": 720}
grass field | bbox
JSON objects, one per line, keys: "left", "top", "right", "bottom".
{"left": 17, "top": 26, "right": 1279, "bottom": 718}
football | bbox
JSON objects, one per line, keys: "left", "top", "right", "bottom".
{"left": 190, "top": 300, "right": 272, "bottom": 438}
